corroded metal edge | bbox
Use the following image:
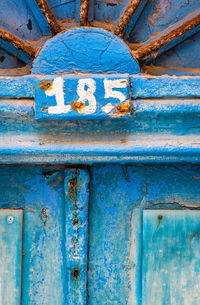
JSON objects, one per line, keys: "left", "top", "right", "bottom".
{"left": 64, "top": 169, "right": 89, "bottom": 305}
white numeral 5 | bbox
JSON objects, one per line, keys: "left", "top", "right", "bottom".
{"left": 102, "top": 79, "right": 128, "bottom": 114}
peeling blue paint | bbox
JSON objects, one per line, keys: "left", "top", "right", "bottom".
{"left": 32, "top": 28, "right": 140, "bottom": 75}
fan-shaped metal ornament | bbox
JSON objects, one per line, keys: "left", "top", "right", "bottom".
{"left": 0, "top": 0, "right": 199, "bottom": 120}
{"left": 0, "top": 0, "right": 200, "bottom": 162}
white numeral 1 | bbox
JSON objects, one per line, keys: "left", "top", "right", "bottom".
{"left": 77, "top": 79, "right": 97, "bottom": 114}
{"left": 47, "top": 77, "right": 71, "bottom": 114}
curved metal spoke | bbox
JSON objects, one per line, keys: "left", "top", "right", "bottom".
{"left": 0, "top": 27, "right": 38, "bottom": 58}
{"left": 35, "top": 0, "right": 62, "bottom": 34}
{"left": 114, "top": 0, "right": 140, "bottom": 36}
{"left": 132, "top": 9, "right": 200, "bottom": 62}
{"left": 80, "top": 0, "right": 90, "bottom": 26}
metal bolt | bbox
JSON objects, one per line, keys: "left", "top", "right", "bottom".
{"left": 7, "top": 216, "right": 14, "bottom": 224}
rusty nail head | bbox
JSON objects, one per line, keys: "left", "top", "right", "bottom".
{"left": 72, "top": 267, "right": 80, "bottom": 279}
{"left": 7, "top": 216, "right": 14, "bottom": 224}
{"left": 73, "top": 217, "right": 79, "bottom": 226}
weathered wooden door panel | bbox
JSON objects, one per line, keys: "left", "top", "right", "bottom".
{"left": 88, "top": 164, "right": 200, "bottom": 305}
{"left": 1, "top": 164, "right": 200, "bottom": 304}
{"left": 0, "top": 209, "right": 23, "bottom": 305}
{"left": 19, "top": 167, "right": 66, "bottom": 305}
{"left": 88, "top": 164, "right": 147, "bottom": 305}
{"left": 142, "top": 210, "right": 200, "bottom": 305}
{"left": 0, "top": 165, "right": 88, "bottom": 305}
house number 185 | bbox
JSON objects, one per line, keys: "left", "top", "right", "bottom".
{"left": 39, "top": 77, "right": 129, "bottom": 116}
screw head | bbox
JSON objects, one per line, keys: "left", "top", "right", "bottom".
{"left": 7, "top": 216, "right": 14, "bottom": 224}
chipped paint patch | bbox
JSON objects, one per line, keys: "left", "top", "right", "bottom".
{"left": 148, "top": 0, "right": 172, "bottom": 26}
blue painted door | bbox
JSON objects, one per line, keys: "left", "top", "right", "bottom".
{"left": 0, "top": 166, "right": 89, "bottom": 305}
{"left": 88, "top": 164, "right": 200, "bottom": 305}
{"left": 0, "top": 210, "right": 23, "bottom": 305}
{"left": 1, "top": 164, "right": 200, "bottom": 305}
{"left": 143, "top": 210, "right": 200, "bottom": 305}
{"left": 0, "top": 1, "right": 200, "bottom": 304}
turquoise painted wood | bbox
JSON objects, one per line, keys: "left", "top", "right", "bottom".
{"left": 0, "top": 1, "right": 200, "bottom": 305}
{"left": 0, "top": 166, "right": 89, "bottom": 305}
{"left": 0, "top": 77, "right": 34, "bottom": 98}
{"left": 87, "top": 164, "right": 200, "bottom": 304}
{"left": 64, "top": 169, "right": 89, "bottom": 305}
{"left": 88, "top": 164, "right": 146, "bottom": 304}
{"left": 20, "top": 167, "right": 66, "bottom": 305}
{"left": 2, "top": 75, "right": 200, "bottom": 99}
{"left": 0, "top": 164, "right": 200, "bottom": 304}
{"left": 142, "top": 210, "right": 200, "bottom": 305}
{"left": 0, "top": 209, "right": 23, "bottom": 305}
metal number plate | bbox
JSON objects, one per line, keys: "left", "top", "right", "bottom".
{"left": 34, "top": 75, "right": 131, "bottom": 120}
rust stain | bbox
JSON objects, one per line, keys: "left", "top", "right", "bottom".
{"left": 39, "top": 80, "right": 52, "bottom": 91}
{"left": 92, "top": 20, "right": 115, "bottom": 31}
{"left": 72, "top": 266, "right": 80, "bottom": 295}
{"left": 114, "top": 103, "right": 130, "bottom": 115}
{"left": 42, "top": 208, "right": 48, "bottom": 226}
{"left": 156, "top": 214, "right": 163, "bottom": 231}
{"left": 120, "top": 138, "right": 128, "bottom": 145}
{"left": 80, "top": 0, "right": 89, "bottom": 26}
{"left": 114, "top": 0, "right": 141, "bottom": 36}
{"left": 71, "top": 100, "right": 85, "bottom": 112}
{"left": 133, "top": 13, "right": 200, "bottom": 61}
{"left": 72, "top": 266, "right": 80, "bottom": 281}
{"left": 0, "top": 26, "right": 37, "bottom": 57}
{"left": 43, "top": 169, "right": 58, "bottom": 178}
{"left": 148, "top": 8, "right": 161, "bottom": 26}
{"left": 141, "top": 64, "right": 200, "bottom": 75}
{"left": 73, "top": 217, "right": 79, "bottom": 226}
{"left": 101, "top": 0, "right": 121, "bottom": 5}
{"left": 43, "top": 170, "right": 63, "bottom": 187}
{"left": 35, "top": 0, "right": 62, "bottom": 34}
{"left": 148, "top": 0, "right": 172, "bottom": 26}
{"left": 68, "top": 176, "right": 78, "bottom": 203}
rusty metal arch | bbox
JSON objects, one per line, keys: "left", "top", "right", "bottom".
{"left": 0, "top": 0, "right": 199, "bottom": 75}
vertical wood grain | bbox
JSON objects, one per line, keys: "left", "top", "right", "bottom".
{"left": 143, "top": 210, "right": 200, "bottom": 305}
{"left": 64, "top": 169, "right": 89, "bottom": 305}
{"left": 0, "top": 209, "right": 23, "bottom": 305}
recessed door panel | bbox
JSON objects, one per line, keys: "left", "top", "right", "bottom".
{"left": 143, "top": 210, "right": 200, "bottom": 305}
{"left": 0, "top": 209, "right": 23, "bottom": 305}
{"left": 0, "top": 165, "right": 89, "bottom": 305}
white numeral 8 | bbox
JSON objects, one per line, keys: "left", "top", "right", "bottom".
{"left": 77, "top": 79, "right": 97, "bottom": 114}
